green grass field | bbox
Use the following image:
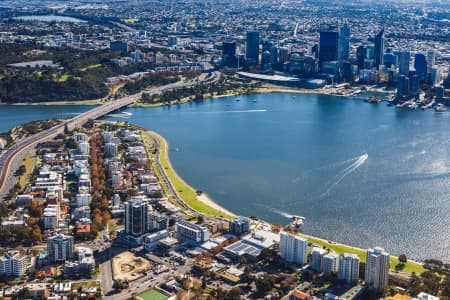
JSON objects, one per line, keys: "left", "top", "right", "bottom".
{"left": 18, "top": 152, "right": 35, "bottom": 188}
{"left": 143, "top": 131, "right": 234, "bottom": 219}
{"left": 122, "top": 18, "right": 139, "bottom": 24}
{"left": 138, "top": 289, "right": 168, "bottom": 300}
{"left": 80, "top": 64, "right": 102, "bottom": 71}
{"left": 299, "top": 233, "right": 425, "bottom": 274}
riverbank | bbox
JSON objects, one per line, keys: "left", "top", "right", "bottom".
{"left": 142, "top": 130, "right": 235, "bottom": 219}
{"left": 0, "top": 99, "right": 103, "bottom": 106}
{"left": 298, "top": 232, "right": 425, "bottom": 274}
{"left": 140, "top": 127, "right": 425, "bottom": 274}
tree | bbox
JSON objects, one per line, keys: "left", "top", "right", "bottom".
{"left": 399, "top": 254, "right": 407, "bottom": 264}
{"left": 255, "top": 276, "right": 273, "bottom": 296}
{"left": 201, "top": 276, "right": 207, "bottom": 289}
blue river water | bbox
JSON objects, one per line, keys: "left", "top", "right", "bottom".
{"left": 1, "top": 93, "right": 450, "bottom": 261}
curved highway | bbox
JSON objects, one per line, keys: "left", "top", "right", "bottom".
{"left": 0, "top": 72, "right": 221, "bottom": 199}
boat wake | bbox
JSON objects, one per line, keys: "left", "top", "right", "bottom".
{"left": 108, "top": 113, "right": 131, "bottom": 119}
{"left": 272, "top": 209, "right": 294, "bottom": 219}
{"left": 321, "top": 153, "right": 368, "bottom": 197}
{"left": 225, "top": 109, "right": 267, "bottom": 113}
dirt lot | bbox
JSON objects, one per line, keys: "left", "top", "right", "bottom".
{"left": 112, "top": 251, "right": 151, "bottom": 281}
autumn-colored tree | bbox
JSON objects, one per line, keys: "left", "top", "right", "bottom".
{"left": 101, "top": 195, "right": 109, "bottom": 210}
{"left": 102, "top": 211, "right": 111, "bottom": 226}
{"left": 31, "top": 225, "right": 42, "bottom": 243}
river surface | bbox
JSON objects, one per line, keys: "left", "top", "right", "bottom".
{"left": 1, "top": 94, "right": 450, "bottom": 261}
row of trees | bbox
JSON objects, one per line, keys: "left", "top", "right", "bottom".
{"left": 89, "top": 133, "right": 111, "bottom": 237}
{"left": 119, "top": 73, "right": 179, "bottom": 95}
{"left": 140, "top": 78, "right": 260, "bottom": 105}
{"left": 408, "top": 271, "right": 450, "bottom": 299}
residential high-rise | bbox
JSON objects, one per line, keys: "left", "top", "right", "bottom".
{"left": 398, "top": 51, "right": 411, "bottom": 75}
{"left": 0, "top": 252, "right": 28, "bottom": 277}
{"left": 338, "top": 23, "right": 350, "bottom": 61}
{"left": 414, "top": 53, "right": 427, "bottom": 82}
{"left": 175, "top": 220, "right": 210, "bottom": 243}
{"left": 125, "top": 197, "right": 151, "bottom": 237}
{"left": 229, "top": 216, "right": 250, "bottom": 235}
{"left": 279, "top": 232, "right": 308, "bottom": 265}
{"left": 246, "top": 31, "right": 260, "bottom": 66}
{"left": 365, "top": 247, "right": 390, "bottom": 294}
{"left": 222, "top": 41, "right": 237, "bottom": 68}
{"left": 338, "top": 253, "right": 360, "bottom": 284}
{"left": 47, "top": 234, "right": 74, "bottom": 262}
{"left": 319, "top": 30, "right": 339, "bottom": 63}
{"left": 374, "top": 29, "right": 384, "bottom": 69}
{"left": 322, "top": 252, "right": 340, "bottom": 274}
{"left": 310, "top": 247, "right": 327, "bottom": 272}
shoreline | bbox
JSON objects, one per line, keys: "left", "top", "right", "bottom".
{"left": 141, "top": 127, "right": 424, "bottom": 273}
{"left": 0, "top": 84, "right": 367, "bottom": 107}
{"left": 142, "top": 129, "right": 235, "bottom": 219}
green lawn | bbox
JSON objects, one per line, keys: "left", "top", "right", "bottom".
{"left": 80, "top": 64, "right": 102, "bottom": 71}
{"left": 52, "top": 73, "right": 71, "bottom": 82}
{"left": 143, "top": 131, "right": 233, "bottom": 219}
{"left": 299, "top": 233, "right": 425, "bottom": 274}
{"left": 18, "top": 151, "right": 35, "bottom": 188}
{"left": 122, "top": 18, "right": 139, "bottom": 24}
{"left": 138, "top": 289, "right": 168, "bottom": 300}
{"left": 71, "top": 280, "right": 101, "bottom": 291}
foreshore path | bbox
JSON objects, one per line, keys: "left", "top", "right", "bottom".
{"left": 143, "top": 130, "right": 235, "bottom": 219}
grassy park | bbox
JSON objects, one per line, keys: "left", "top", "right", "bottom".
{"left": 299, "top": 233, "right": 426, "bottom": 274}
{"left": 142, "top": 131, "right": 233, "bottom": 219}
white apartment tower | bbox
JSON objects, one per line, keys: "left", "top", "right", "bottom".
{"left": 279, "top": 232, "right": 308, "bottom": 265}
{"left": 338, "top": 253, "right": 360, "bottom": 284}
{"left": 365, "top": 247, "right": 390, "bottom": 294}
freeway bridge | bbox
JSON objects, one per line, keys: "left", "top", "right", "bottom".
{"left": 0, "top": 72, "right": 221, "bottom": 199}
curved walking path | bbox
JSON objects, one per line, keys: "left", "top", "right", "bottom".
{"left": 143, "top": 130, "right": 235, "bottom": 219}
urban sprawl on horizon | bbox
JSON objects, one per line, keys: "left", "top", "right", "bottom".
{"left": 0, "top": 0, "right": 449, "bottom": 299}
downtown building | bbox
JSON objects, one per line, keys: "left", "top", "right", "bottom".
{"left": 175, "top": 220, "right": 210, "bottom": 243}
{"left": 125, "top": 196, "right": 152, "bottom": 237}
{"left": 365, "top": 247, "right": 390, "bottom": 294}
{"left": 279, "top": 231, "right": 308, "bottom": 265}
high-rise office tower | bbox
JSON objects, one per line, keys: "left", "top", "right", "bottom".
{"left": 356, "top": 46, "right": 367, "bottom": 70}
{"left": 279, "top": 46, "right": 290, "bottom": 64}
{"left": 427, "top": 50, "right": 435, "bottom": 72}
{"left": 398, "top": 51, "right": 411, "bottom": 75}
{"left": 279, "top": 232, "right": 308, "bottom": 265}
{"left": 414, "top": 53, "right": 427, "bottom": 82}
{"left": 246, "top": 31, "right": 260, "bottom": 66}
{"left": 338, "top": 253, "right": 360, "bottom": 284}
{"left": 365, "top": 247, "right": 390, "bottom": 294}
{"left": 222, "top": 41, "right": 237, "bottom": 67}
{"left": 319, "top": 30, "right": 339, "bottom": 63}
{"left": 125, "top": 197, "right": 151, "bottom": 237}
{"left": 338, "top": 23, "right": 350, "bottom": 61}
{"left": 374, "top": 29, "right": 384, "bottom": 69}
{"left": 397, "top": 75, "right": 410, "bottom": 97}
{"left": 270, "top": 46, "right": 278, "bottom": 65}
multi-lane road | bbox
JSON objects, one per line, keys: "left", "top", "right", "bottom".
{"left": 0, "top": 71, "right": 220, "bottom": 200}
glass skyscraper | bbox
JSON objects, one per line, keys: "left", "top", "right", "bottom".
{"left": 374, "top": 29, "right": 384, "bottom": 69}
{"left": 245, "top": 31, "right": 260, "bottom": 66}
{"left": 319, "top": 31, "right": 339, "bottom": 63}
